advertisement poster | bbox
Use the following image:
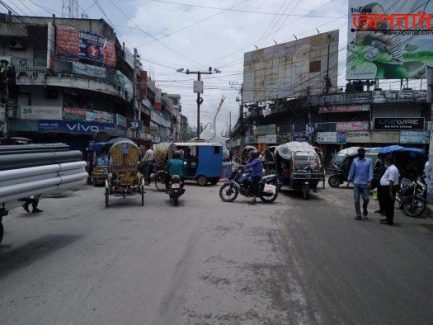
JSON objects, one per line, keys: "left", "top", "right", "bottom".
{"left": 103, "top": 40, "right": 116, "bottom": 68}
{"left": 336, "top": 121, "right": 369, "bottom": 131}
{"left": 19, "top": 106, "right": 63, "bottom": 120}
{"left": 80, "top": 31, "right": 104, "bottom": 63}
{"left": 63, "top": 107, "right": 87, "bottom": 121}
{"left": 374, "top": 117, "right": 424, "bottom": 130}
{"left": 47, "top": 22, "right": 56, "bottom": 70}
{"left": 38, "top": 120, "right": 121, "bottom": 136}
{"left": 85, "top": 110, "right": 114, "bottom": 124}
{"left": 347, "top": 0, "right": 433, "bottom": 79}
{"left": 56, "top": 25, "right": 80, "bottom": 62}
{"left": 72, "top": 62, "right": 106, "bottom": 78}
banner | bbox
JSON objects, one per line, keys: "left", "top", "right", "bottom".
{"left": 103, "top": 40, "right": 116, "bottom": 68}
{"left": 319, "top": 104, "right": 370, "bottom": 114}
{"left": 47, "top": 22, "right": 56, "bottom": 70}
{"left": 336, "top": 121, "right": 369, "bottom": 131}
{"left": 374, "top": 117, "right": 424, "bottom": 130}
{"left": 400, "top": 131, "right": 429, "bottom": 144}
{"left": 347, "top": 0, "right": 433, "bottom": 80}
{"left": 56, "top": 25, "right": 80, "bottom": 62}
{"left": 71, "top": 62, "right": 106, "bottom": 78}
{"left": 155, "top": 88, "right": 162, "bottom": 111}
{"left": 80, "top": 31, "right": 104, "bottom": 63}
{"left": 38, "top": 120, "right": 124, "bottom": 136}
{"left": 19, "top": 106, "right": 62, "bottom": 120}
{"left": 63, "top": 107, "right": 87, "bottom": 121}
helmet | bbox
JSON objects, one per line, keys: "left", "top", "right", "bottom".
{"left": 173, "top": 150, "right": 182, "bottom": 159}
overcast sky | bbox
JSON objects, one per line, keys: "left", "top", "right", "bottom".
{"left": 11, "top": 0, "right": 351, "bottom": 133}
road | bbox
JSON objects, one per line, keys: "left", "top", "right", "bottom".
{"left": 0, "top": 183, "right": 433, "bottom": 325}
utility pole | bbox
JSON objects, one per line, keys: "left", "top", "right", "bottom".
{"left": 133, "top": 48, "right": 139, "bottom": 139}
{"left": 229, "top": 111, "right": 231, "bottom": 138}
{"left": 177, "top": 67, "right": 221, "bottom": 139}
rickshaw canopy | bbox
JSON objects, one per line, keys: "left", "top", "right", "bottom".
{"left": 368, "top": 145, "right": 426, "bottom": 157}
{"left": 275, "top": 142, "right": 317, "bottom": 160}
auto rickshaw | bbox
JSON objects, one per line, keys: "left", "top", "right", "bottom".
{"left": 275, "top": 142, "right": 323, "bottom": 199}
{"left": 327, "top": 147, "right": 379, "bottom": 188}
{"left": 104, "top": 138, "right": 145, "bottom": 207}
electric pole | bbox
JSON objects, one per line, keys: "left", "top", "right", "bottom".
{"left": 177, "top": 67, "right": 221, "bottom": 139}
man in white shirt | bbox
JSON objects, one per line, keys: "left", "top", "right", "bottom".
{"left": 142, "top": 144, "right": 155, "bottom": 185}
{"left": 379, "top": 156, "right": 400, "bottom": 226}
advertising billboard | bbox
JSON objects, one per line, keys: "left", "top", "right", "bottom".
{"left": 243, "top": 30, "right": 339, "bottom": 103}
{"left": 38, "top": 120, "right": 124, "bottom": 136}
{"left": 347, "top": 0, "right": 433, "bottom": 80}
{"left": 103, "top": 40, "right": 116, "bottom": 68}
{"left": 80, "top": 31, "right": 104, "bottom": 63}
{"left": 56, "top": 26, "right": 80, "bottom": 62}
{"left": 319, "top": 104, "right": 370, "bottom": 113}
{"left": 374, "top": 117, "right": 424, "bottom": 130}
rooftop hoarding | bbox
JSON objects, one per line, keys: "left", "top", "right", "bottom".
{"left": 243, "top": 30, "right": 339, "bottom": 103}
{"left": 347, "top": 0, "right": 433, "bottom": 80}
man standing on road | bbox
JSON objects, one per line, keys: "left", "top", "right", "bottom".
{"left": 347, "top": 148, "right": 373, "bottom": 220}
{"left": 379, "top": 156, "right": 399, "bottom": 226}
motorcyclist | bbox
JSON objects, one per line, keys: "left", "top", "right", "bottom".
{"left": 165, "top": 151, "right": 185, "bottom": 191}
{"left": 245, "top": 150, "right": 263, "bottom": 204}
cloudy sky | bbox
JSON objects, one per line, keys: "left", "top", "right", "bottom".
{"left": 10, "top": 0, "right": 351, "bottom": 132}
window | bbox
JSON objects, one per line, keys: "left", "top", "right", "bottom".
{"left": 309, "top": 61, "right": 321, "bottom": 73}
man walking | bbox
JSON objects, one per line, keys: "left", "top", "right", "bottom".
{"left": 347, "top": 148, "right": 373, "bottom": 220}
{"left": 379, "top": 156, "right": 399, "bottom": 226}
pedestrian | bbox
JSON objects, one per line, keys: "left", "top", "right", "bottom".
{"left": 347, "top": 148, "right": 373, "bottom": 220}
{"left": 379, "top": 156, "right": 399, "bottom": 226}
{"left": 245, "top": 150, "right": 263, "bottom": 204}
{"left": 374, "top": 155, "right": 387, "bottom": 216}
{"left": 142, "top": 144, "right": 155, "bottom": 185}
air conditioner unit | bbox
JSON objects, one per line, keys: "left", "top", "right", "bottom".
{"left": 8, "top": 39, "right": 25, "bottom": 50}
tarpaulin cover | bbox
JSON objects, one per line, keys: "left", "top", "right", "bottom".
{"left": 368, "top": 145, "right": 426, "bottom": 156}
{"left": 276, "top": 142, "right": 317, "bottom": 160}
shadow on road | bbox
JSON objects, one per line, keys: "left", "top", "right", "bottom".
{"left": 279, "top": 190, "right": 324, "bottom": 201}
{"left": 0, "top": 234, "right": 82, "bottom": 279}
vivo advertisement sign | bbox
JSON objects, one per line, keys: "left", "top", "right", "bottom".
{"left": 38, "top": 120, "right": 125, "bottom": 136}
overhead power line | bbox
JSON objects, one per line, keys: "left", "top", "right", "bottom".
{"left": 149, "top": 0, "right": 343, "bottom": 18}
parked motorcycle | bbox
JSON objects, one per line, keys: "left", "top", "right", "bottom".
{"left": 168, "top": 175, "right": 185, "bottom": 205}
{"left": 219, "top": 166, "right": 279, "bottom": 203}
{"left": 397, "top": 178, "right": 426, "bottom": 217}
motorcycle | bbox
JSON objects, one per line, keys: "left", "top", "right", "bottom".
{"left": 396, "top": 178, "right": 426, "bottom": 217}
{"left": 168, "top": 175, "right": 185, "bottom": 205}
{"left": 219, "top": 166, "right": 279, "bottom": 203}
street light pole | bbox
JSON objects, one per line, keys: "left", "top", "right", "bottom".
{"left": 177, "top": 67, "right": 221, "bottom": 140}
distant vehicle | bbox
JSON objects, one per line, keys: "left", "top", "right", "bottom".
{"left": 104, "top": 138, "right": 145, "bottom": 207}
{"left": 167, "top": 175, "right": 185, "bottom": 205}
{"left": 397, "top": 178, "right": 426, "bottom": 218}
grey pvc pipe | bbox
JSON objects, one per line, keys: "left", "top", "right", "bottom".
{"left": 0, "top": 151, "right": 83, "bottom": 171}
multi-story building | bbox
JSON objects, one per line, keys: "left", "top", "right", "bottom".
{"left": 0, "top": 12, "right": 181, "bottom": 150}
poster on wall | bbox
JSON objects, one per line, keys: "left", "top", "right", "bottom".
{"left": 80, "top": 31, "right": 104, "bottom": 63}
{"left": 56, "top": 25, "right": 80, "bottom": 62}
{"left": 103, "top": 40, "right": 116, "bottom": 68}
{"left": 347, "top": 0, "right": 433, "bottom": 80}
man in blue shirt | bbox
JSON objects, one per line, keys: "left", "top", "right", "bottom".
{"left": 347, "top": 148, "right": 373, "bottom": 220}
{"left": 165, "top": 151, "right": 185, "bottom": 191}
{"left": 245, "top": 151, "right": 263, "bottom": 204}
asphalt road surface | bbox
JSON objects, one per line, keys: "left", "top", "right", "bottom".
{"left": 1, "top": 183, "right": 433, "bottom": 325}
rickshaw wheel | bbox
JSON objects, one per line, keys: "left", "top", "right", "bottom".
{"left": 328, "top": 175, "right": 341, "bottom": 188}
{"left": 154, "top": 171, "right": 167, "bottom": 192}
{"left": 197, "top": 175, "right": 208, "bottom": 186}
{"left": 105, "top": 188, "right": 110, "bottom": 208}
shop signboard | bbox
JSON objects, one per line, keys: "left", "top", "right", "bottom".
{"left": 245, "top": 135, "right": 257, "bottom": 144}
{"left": 338, "top": 132, "right": 347, "bottom": 145}
{"left": 346, "top": 131, "right": 370, "bottom": 143}
{"left": 72, "top": 62, "right": 106, "bottom": 78}
{"left": 19, "top": 106, "right": 62, "bottom": 120}
{"left": 336, "top": 121, "right": 369, "bottom": 132}
{"left": 56, "top": 25, "right": 80, "bottom": 62}
{"left": 292, "top": 132, "right": 308, "bottom": 142}
{"left": 9, "top": 119, "right": 39, "bottom": 132}
{"left": 316, "top": 132, "right": 337, "bottom": 144}
{"left": 347, "top": 0, "right": 433, "bottom": 80}
{"left": 63, "top": 107, "right": 86, "bottom": 121}
{"left": 370, "top": 131, "right": 400, "bottom": 144}
{"left": 374, "top": 117, "right": 424, "bottom": 130}
{"left": 80, "top": 31, "right": 104, "bottom": 63}
{"left": 257, "top": 134, "right": 277, "bottom": 144}
{"left": 38, "top": 120, "right": 119, "bottom": 135}
{"left": 115, "top": 114, "right": 127, "bottom": 128}
{"left": 319, "top": 104, "right": 370, "bottom": 114}
{"left": 255, "top": 124, "right": 276, "bottom": 135}
{"left": 400, "top": 131, "right": 429, "bottom": 144}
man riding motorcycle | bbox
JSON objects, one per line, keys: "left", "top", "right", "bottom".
{"left": 245, "top": 150, "right": 263, "bottom": 204}
{"left": 165, "top": 151, "right": 185, "bottom": 192}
